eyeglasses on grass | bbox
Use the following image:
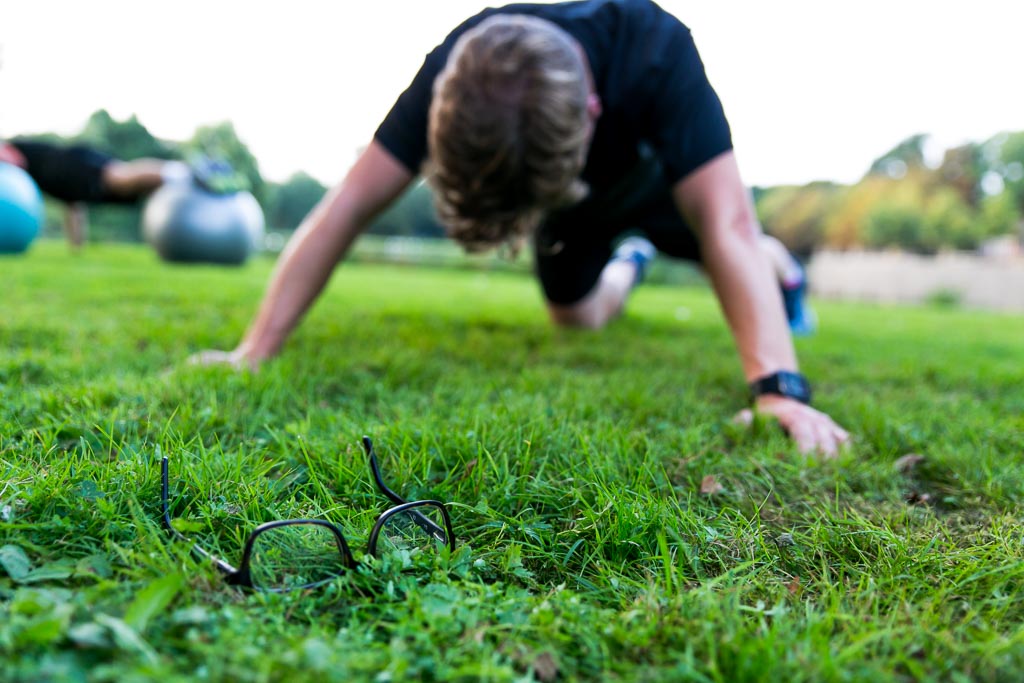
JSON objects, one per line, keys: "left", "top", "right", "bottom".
{"left": 160, "top": 436, "right": 455, "bottom": 592}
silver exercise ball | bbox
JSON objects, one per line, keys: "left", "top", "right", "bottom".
{"left": 142, "top": 182, "right": 265, "bottom": 265}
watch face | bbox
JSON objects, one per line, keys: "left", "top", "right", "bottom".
{"left": 779, "top": 374, "right": 803, "bottom": 396}
{"left": 780, "top": 372, "right": 810, "bottom": 402}
{"left": 752, "top": 371, "right": 811, "bottom": 404}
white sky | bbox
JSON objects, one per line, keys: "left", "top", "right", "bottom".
{"left": 1, "top": 1, "right": 1021, "bottom": 188}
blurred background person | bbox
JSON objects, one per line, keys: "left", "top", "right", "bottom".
{"left": 0, "top": 138, "right": 237, "bottom": 249}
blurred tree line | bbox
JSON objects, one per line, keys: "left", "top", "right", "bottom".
{"left": 21, "top": 111, "right": 1022, "bottom": 255}
{"left": 756, "top": 132, "right": 1024, "bottom": 256}
{"left": 20, "top": 110, "right": 443, "bottom": 242}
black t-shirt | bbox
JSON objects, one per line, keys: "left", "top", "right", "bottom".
{"left": 374, "top": 0, "right": 732, "bottom": 195}
{"left": 9, "top": 139, "right": 120, "bottom": 204}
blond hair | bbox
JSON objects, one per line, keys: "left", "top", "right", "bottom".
{"left": 426, "top": 14, "right": 590, "bottom": 253}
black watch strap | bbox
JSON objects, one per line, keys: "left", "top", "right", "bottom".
{"left": 750, "top": 371, "right": 812, "bottom": 404}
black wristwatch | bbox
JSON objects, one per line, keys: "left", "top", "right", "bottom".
{"left": 749, "top": 371, "right": 812, "bottom": 404}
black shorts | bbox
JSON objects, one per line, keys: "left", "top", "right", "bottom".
{"left": 533, "top": 144, "right": 701, "bottom": 305}
{"left": 9, "top": 140, "right": 132, "bottom": 205}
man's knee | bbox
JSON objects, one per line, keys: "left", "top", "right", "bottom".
{"left": 546, "top": 299, "right": 610, "bottom": 330}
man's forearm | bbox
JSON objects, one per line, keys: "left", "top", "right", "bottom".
{"left": 239, "top": 185, "right": 363, "bottom": 360}
{"left": 700, "top": 216, "right": 798, "bottom": 381}
{"left": 672, "top": 152, "right": 799, "bottom": 383}
{"left": 236, "top": 141, "right": 415, "bottom": 363}
{"left": 673, "top": 153, "right": 848, "bottom": 454}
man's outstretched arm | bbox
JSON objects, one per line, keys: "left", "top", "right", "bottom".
{"left": 195, "top": 141, "right": 414, "bottom": 368}
{"left": 673, "top": 151, "right": 849, "bottom": 456}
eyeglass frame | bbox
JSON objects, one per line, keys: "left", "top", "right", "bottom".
{"left": 160, "top": 436, "right": 455, "bottom": 591}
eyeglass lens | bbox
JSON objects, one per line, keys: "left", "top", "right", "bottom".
{"left": 375, "top": 504, "right": 450, "bottom": 556}
{"left": 248, "top": 522, "right": 349, "bottom": 590}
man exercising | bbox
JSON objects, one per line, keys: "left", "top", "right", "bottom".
{"left": 197, "top": 0, "right": 848, "bottom": 455}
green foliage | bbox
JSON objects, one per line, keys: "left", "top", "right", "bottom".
{"left": 821, "top": 175, "right": 891, "bottom": 249}
{"left": 924, "top": 289, "right": 961, "bottom": 308}
{"left": 766, "top": 132, "right": 1024, "bottom": 254}
{"left": 369, "top": 181, "right": 446, "bottom": 238}
{"left": 39, "top": 198, "right": 66, "bottom": 238}
{"left": 773, "top": 134, "right": 1024, "bottom": 253}
{"left": 756, "top": 182, "right": 841, "bottom": 257}
{"left": 85, "top": 205, "right": 146, "bottom": 244}
{"left": 866, "top": 133, "right": 930, "bottom": 178}
{"left": 924, "top": 188, "right": 982, "bottom": 251}
{"left": 2, "top": 243, "right": 1024, "bottom": 681}
{"left": 264, "top": 172, "right": 327, "bottom": 231}
{"left": 987, "top": 131, "right": 1024, "bottom": 214}
{"left": 76, "top": 110, "right": 179, "bottom": 162}
{"left": 936, "top": 143, "right": 984, "bottom": 207}
{"left": 858, "top": 179, "right": 986, "bottom": 254}
{"left": 864, "top": 201, "right": 928, "bottom": 252}
{"left": 979, "top": 190, "right": 1021, "bottom": 238}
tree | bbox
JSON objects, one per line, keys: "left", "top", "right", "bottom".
{"left": 866, "top": 133, "right": 930, "bottom": 178}
{"left": 75, "top": 109, "right": 178, "bottom": 161}
{"left": 864, "top": 202, "right": 927, "bottom": 252}
{"left": 923, "top": 188, "right": 978, "bottom": 251}
{"left": 860, "top": 171, "right": 933, "bottom": 253}
{"left": 978, "top": 190, "right": 1021, "bottom": 239}
{"left": 822, "top": 176, "right": 892, "bottom": 250}
{"left": 264, "top": 172, "right": 327, "bottom": 231}
{"left": 936, "top": 143, "right": 984, "bottom": 207}
{"left": 368, "top": 182, "right": 445, "bottom": 238}
{"left": 756, "top": 182, "right": 841, "bottom": 256}
{"left": 988, "top": 132, "right": 1024, "bottom": 216}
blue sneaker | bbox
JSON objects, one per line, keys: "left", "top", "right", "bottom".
{"left": 612, "top": 236, "right": 656, "bottom": 286}
{"left": 781, "top": 267, "right": 817, "bottom": 336}
{"left": 188, "top": 155, "right": 249, "bottom": 195}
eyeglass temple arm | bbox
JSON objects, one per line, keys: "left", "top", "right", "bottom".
{"left": 362, "top": 437, "right": 449, "bottom": 542}
{"left": 363, "top": 436, "right": 408, "bottom": 505}
{"left": 161, "top": 457, "right": 240, "bottom": 577}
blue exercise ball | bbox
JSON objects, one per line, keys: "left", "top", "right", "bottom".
{"left": 0, "top": 162, "right": 44, "bottom": 254}
{"left": 142, "top": 182, "right": 265, "bottom": 265}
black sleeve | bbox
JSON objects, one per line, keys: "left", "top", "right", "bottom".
{"left": 641, "top": 16, "right": 733, "bottom": 185}
{"left": 373, "top": 45, "right": 452, "bottom": 175}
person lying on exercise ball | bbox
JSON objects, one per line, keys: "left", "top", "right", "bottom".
{"left": 195, "top": 0, "right": 847, "bottom": 455}
{"left": 0, "top": 138, "right": 239, "bottom": 249}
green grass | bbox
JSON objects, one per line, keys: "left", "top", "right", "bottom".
{"left": 2, "top": 240, "right": 1023, "bottom": 682}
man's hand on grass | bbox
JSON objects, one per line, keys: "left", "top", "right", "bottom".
{"left": 737, "top": 394, "right": 850, "bottom": 458}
